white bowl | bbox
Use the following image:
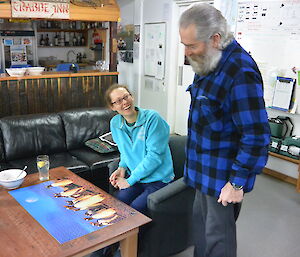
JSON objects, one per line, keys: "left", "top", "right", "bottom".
{"left": 26, "top": 67, "right": 45, "bottom": 76}
{"left": 6, "top": 68, "right": 27, "bottom": 77}
{"left": 0, "top": 169, "right": 27, "bottom": 189}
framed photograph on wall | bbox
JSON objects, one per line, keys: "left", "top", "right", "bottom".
{"left": 3, "top": 38, "right": 13, "bottom": 46}
{"left": 22, "top": 37, "right": 32, "bottom": 45}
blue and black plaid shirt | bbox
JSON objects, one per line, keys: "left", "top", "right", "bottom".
{"left": 184, "top": 39, "right": 270, "bottom": 197}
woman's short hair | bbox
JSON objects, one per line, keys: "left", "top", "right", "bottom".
{"left": 105, "top": 83, "right": 132, "bottom": 107}
{"left": 179, "top": 3, "right": 233, "bottom": 49}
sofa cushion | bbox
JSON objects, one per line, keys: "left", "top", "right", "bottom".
{"left": 85, "top": 137, "right": 118, "bottom": 153}
{"left": 69, "top": 148, "right": 120, "bottom": 169}
{"left": 0, "top": 130, "right": 5, "bottom": 162}
{"left": 0, "top": 113, "right": 67, "bottom": 161}
{"left": 169, "top": 135, "right": 187, "bottom": 179}
{"left": 0, "top": 162, "right": 13, "bottom": 171}
{"left": 59, "top": 108, "right": 116, "bottom": 150}
{"left": 7, "top": 152, "right": 89, "bottom": 175}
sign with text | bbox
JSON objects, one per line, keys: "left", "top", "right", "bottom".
{"left": 11, "top": 0, "right": 70, "bottom": 19}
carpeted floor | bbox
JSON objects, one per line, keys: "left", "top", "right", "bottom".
{"left": 86, "top": 173, "right": 300, "bottom": 257}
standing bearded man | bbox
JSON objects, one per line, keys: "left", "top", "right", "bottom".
{"left": 179, "top": 3, "right": 270, "bottom": 257}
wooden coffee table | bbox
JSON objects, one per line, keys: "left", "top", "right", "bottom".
{"left": 0, "top": 167, "right": 151, "bottom": 257}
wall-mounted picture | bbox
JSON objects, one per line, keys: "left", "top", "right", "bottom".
{"left": 117, "top": 24, "right": 134, "bottom": 63}
{"left": 22, "top": 37, "right": 32, "bottom": 45}
{"left": 10, "top": 45, "right": 27, "bottom": 65}
{"left": 3, "top": 38, "right": 13, "bottom": 46}
{"left": 118, "top": 50, "right": 133, "bottom": 63}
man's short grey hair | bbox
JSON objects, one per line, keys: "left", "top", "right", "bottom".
{"left": 179, "top": 3, "right": 234, "bottom": 49}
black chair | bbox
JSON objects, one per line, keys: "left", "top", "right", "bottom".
{"left": 108, "top": 134, "right": 195, "bottom": 257}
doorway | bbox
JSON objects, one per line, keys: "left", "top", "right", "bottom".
{"left": 172, "top": 0, "right": 213, "bottom": 135}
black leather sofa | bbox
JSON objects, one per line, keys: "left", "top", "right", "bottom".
{"left": 0, "top": 107, "right": 120, "bottom": 191}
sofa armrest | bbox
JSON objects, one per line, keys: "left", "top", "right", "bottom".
{"left": 147, "top": 177, "right": 194, "bottom": 212}
{"left": 142, "top": 177, "right": 194, "bottom": 257}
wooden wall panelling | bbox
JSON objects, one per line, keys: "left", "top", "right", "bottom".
{"left": 69, "top": 77, "right": 77, "bottom": 109}
{"left": 39, "top": 79, "right": 47, "bottom": 113}
{"left": 60, "top": 77, "right": 68, "bottom": 111}
{"left": 95, "top": 76, "right": 102, "bottom": 107}
{"left": 46, "top": 78, "right": 54, "bottom": 113}
{"left": 82, "top": 76, "right": 88, "bottom": 107}
{"left": 86, "top": 76, "right": 91, "bottom": 107}
{"left": 52, "top": 78, "right": 59, "bottom": 113}
{"left": 90, "top": 76, "right": 97, "bottom": 107}
{"left": 77, "top": 76, "right": 84, "bottom": 109}
{"left": 26, "top": 79, "right": 34, "bottom": 114}
{"left": 8, "top": 80, "right": 20, "bottom": 115}
{"left": 0, "top": 75, "right": 117, "bottom": 117}
{"left": 0, "top": 81, "right": 10, "bottom": 117}
{"left": 19, "top": 79, "right": 28, "bottom": 115}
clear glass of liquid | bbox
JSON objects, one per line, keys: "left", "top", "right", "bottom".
{"left": 37, "top": 155, "right": 50, "bottom": 181}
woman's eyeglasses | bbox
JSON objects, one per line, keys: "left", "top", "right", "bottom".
{"left": 111, "top": 93, "right": 131, "bottom": 105}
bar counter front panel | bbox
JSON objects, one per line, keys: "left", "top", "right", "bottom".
{"left": 0, "top": 71, "right": 118, "bottom": 117}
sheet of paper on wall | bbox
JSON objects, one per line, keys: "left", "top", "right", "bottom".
{"left": 271, "top": 77, "right": 295, "bottom": 111}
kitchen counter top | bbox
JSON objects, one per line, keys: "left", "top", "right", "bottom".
{"left": 0, "top": 70, "right": 118, "bottom": 81}
{"left": 42, "top": 62, "right": 96, "bottom": 69}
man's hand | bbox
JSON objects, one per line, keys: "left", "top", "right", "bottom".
{"left": 217, "top": 182, "right": 244, "bottom": 206}
{"left": 109, "top": 167, "right": 126, "bottom": 188}
{"left": 116, "top": 177, "right": 130, "bottom": 189}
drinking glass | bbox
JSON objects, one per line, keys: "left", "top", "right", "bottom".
{"left": 37, "top": 155, "right": 50, "bottom": 181}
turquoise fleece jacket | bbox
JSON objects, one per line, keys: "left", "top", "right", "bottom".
{"left": 110, "top": 107, "right": 174, "bottom": 186}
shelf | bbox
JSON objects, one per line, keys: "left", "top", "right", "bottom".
{"left": 267, "top": 151, "right": 300, "bottom": 193}
{"left": 38, "top": 46, "right": 87, "bottom": 48}
{"left": 37, "top": 27, "right": 107, "bottom": 33}
{"left": 269, "top": 151, "right": 299, "bottom": 164}
{"left": 37, "top": 29, "right": 86, "bottom": 33}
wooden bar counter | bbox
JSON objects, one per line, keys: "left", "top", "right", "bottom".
{"left": 0, "top": 70, "right": 118, "bottom": 117}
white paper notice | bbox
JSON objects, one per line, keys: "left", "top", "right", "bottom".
{"left": 272, "top": 77, "right": 295, "bottom": 111}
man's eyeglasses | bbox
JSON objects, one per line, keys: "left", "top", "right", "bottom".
{"left": 111, "top": 93, "right": 131, "bottom": 105}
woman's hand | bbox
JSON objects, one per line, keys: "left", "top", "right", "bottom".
{"left": 109, "top": 167, "right": 126, "bottom": 188}
{"left": 116, "top": 177, "right": 130, "bottom": 189}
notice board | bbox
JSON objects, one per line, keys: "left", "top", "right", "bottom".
{"left": 235, "top": 0, "right": 300, "bottom": 111}
{"left": 144, "top": 22, "right": 166, "bottom": 80}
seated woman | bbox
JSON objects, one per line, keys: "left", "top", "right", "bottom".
{"left": 105, "top": 83, "right": 174, "bottom": 215}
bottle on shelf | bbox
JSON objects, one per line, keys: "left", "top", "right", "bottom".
{"left": 43, "top": 20, "right": 47, "bottom": 29}
{"left": 77, "top": 34, "right": 81, "bottom": 46}
{"left": 47, "top": 20, "right": 51, "bottom": 29}
{"left": 72, "top": 33, "right": 77, "bottom": 46}
{"left": 76, "top": 21, "right": 81, "bottom": 30}
{"left": 65, "top": 32, "right": 70, "bottom": 46}
{"left": 81, "top": 34, "right": 85, "bottom": 46}
{"left": 76, "top": 52, "right": 82, "bottom": 63}
{"left": 40, "top": 20, "right": 45, "bottom": 29}
{"left": 54, "top": 33, "right": 59, "bottom": 46}
{"left": 60, "top": 31, "right": 65, "bottom": 46}
{"left": 45, "top": 34, "right": 49, "bottom": 46}
{"left": 40, "top": 34, "right": 45, "bottom": 46}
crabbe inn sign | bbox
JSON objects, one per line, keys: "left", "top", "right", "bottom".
{"left": 11, "top": 0, "right": 70, "bottom": 19}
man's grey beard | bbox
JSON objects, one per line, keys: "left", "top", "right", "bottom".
{"left": 187, "top": 45, "right": 222, "bottom": 76}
